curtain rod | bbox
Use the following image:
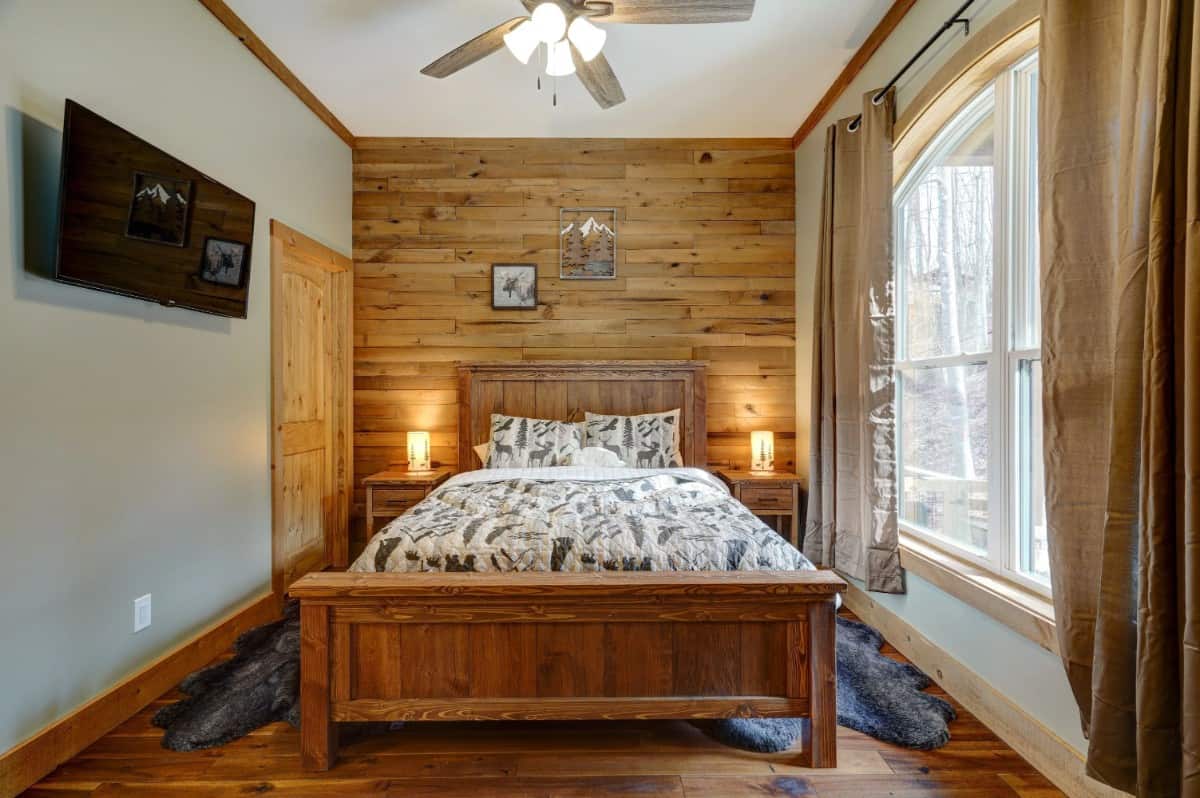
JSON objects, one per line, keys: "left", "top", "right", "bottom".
{"left": 847, "top": 0, "right": 977, "bottom": 132}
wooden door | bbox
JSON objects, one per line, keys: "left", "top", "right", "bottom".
{"left": 270, "top": 220, "right": 352, "bottom": 598}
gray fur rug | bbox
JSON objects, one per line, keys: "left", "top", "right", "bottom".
{"left": 155, "top": 607, "right": 954, "bottom": 753}
{"left": 153, "top": 601, "right": 300, "bottom": 750}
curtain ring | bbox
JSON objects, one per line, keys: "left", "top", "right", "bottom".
{"left": 871, "top": 90, "right": 887, "bottom": 106}
{"left": 847, "top": 117, "right": 862, "bottom": 133}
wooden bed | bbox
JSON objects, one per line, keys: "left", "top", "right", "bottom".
{"left": 290, "top": 361, "right": 845, "bottom": 771}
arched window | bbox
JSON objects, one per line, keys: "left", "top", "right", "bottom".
{"left": 894, "top": 50, "right": 1046, "bottom": 589}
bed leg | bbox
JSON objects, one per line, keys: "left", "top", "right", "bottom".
{"left": 300, "top": 603, "right": 337, "bottom": 771}
{"left": 802, "top": 599, "right": 838, "bottom": 768}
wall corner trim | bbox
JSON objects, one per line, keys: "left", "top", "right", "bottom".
{"left": 790, "top": 0, "right": 919, "bottom": 149}
{"left": 0, "top": 592, "right": 278, "bottom": 798}
{"left": 195, "top": 0, "right": 356, "bottom": 147}
{"left": 843, "top": 584, "right": 1126, "bottom": 798}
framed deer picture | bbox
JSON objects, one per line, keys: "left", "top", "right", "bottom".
{"left": 491, "top": 263, "right": 537, "bottom": 309}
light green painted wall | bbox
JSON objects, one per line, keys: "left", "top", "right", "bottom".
{"left": 792, "top": 0, "right": 1086, "bottom": 756}
{"left": 0, "top": 0, "right": 351, "bottom": 753}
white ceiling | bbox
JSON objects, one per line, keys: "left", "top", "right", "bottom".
{"left": 223, "top": 0, "right": 893, "bottom": 138}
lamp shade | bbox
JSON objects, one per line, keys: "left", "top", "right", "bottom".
{"left": 407, "top": 430, "right": 432, "bottom": 472}
{"left": 503, "top": 20, "right": 540, "bottom": 64}
{"left": 750, "top": 430, "right": 775, "bottom": 473}
{"left": 545, "top": 39, "right": 576, "bottom": 76}
{"left": 567, "top": 16, "right": 606, "bottom": 62}
{"left": 530, "top": 2, "right": 567, "bottom": 44}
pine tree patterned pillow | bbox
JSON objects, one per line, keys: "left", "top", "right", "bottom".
{"left": 584, "top": 410, "right": 683, "bottom": 469}
{"left": 483, "top": 414, "right": 584, "bottom": 469}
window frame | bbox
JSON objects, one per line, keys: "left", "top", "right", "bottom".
{"left": 893, "top": 49, "right": 1048, "bottom": 598}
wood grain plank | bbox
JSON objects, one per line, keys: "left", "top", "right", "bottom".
{"left": 739, "top": 623, "right": 790, "bottom": 696}
{"left": 536, "top": 624, "right": 606, "bottom": 698}
{"left": 469, "top": 624, "right": 538, "bottom": 697}
{"left": 299, "top": 603, "right": 336, "bottom": 771}
{"left": 332, "top": 696, "right": 807, "bottom": 722}
{"left": 604, "top": 624, "right": 675, "bottom": 696}
{"left": 351, "top": 138, "right": 795, "bottom": 483}
{"left": 802, "top": 601, "right": 838, "bottom": 768}
{"left": 672, "top": 623, "right": 741, "bottom": 696}
{"left": 350, "top": 624, "right": 401, "bottom": 699}
{"left": 291, "top": 569, "right": 847, "bottom": 599}
{"left": 401, "top": 624, "right": 471, "bottom": 699}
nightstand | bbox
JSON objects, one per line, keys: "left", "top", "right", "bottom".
{"left": 363, "top": 466, "right": 453, "bottom": 536}
{"left": 716, "top": 469, "right": 804, "bottom": 547}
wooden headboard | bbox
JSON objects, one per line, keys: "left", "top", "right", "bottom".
{"left": 458, "top": 361, "right": 707, "bottom": 469}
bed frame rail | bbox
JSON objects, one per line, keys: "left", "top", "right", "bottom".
{"left": 291, "top": 570, "right": 845, "bottom": 771}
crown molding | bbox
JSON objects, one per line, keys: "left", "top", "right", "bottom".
{"left": 790, "top": 0, "right": 918, "bottom": 149}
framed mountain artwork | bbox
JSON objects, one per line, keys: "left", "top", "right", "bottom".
{"left": 560, "top": 208, "right": 616, "bottom": 279}
{"left": 126, "top": 171, "right": 192, "bottom": 246}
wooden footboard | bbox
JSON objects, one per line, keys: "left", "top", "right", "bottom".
{"left": 289, "top": 570, "right": 846, "bottom": 771}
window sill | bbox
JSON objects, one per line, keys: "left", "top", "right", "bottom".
{"left": 899, "top": 533, "right": 1059, "bottom": 655}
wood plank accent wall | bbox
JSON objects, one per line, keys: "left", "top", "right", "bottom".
{"left": 352, "top": 137, "right": 795, "bottom": 518}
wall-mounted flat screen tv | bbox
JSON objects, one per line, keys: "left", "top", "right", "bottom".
{"left": 55, "top": 100, "right": 256, "bottom": 318}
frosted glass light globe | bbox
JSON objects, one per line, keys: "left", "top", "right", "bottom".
{"left": 545, "top": 38, "right": 576, "bottom": 76}
{"left": 503, "top": 20, "right": 539, "bottom": 64}
{"left": 531, "top": 2, "right": 567, "bottom": 44}
{"left": 567, "top": 17, "right": 606, "bottom": 62}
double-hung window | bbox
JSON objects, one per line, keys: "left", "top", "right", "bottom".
{"left": 893, "top": 51, "right": 1048, "bottom": 591}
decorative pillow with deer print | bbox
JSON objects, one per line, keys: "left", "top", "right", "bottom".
{"left": 584, "top": 410, "right": 683, "bottom": 469}
{"left": 483, "top": 414, "right": 584, "bottom": 469}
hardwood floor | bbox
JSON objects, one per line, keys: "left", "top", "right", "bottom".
{"left": 24, "top": 612, "right": 1063, "bottom": 797}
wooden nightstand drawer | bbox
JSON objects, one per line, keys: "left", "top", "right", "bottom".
{"left": 739, "top": 485, "right": 794, "bottom": 511}
{"left": 371, "top": 488, "right": 426, "bottom": 512}
{"left": 363, "top": 466, "right": 454, "bottom": 538}
{"left": 715, "top": 469, "right": 804, "bottom": 547}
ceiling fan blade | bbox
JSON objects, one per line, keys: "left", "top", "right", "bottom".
{"left": 571, "top": 46, "right": 625, "bottom": 109}
{"left": 593, "top": 0, "right": 755, "bottom": 24}
{"left": 420, "top": 17, "right": 526, "bottom": 78}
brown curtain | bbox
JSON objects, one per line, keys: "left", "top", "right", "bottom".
{"left": 804, "top": 89, "right": 903, "bottom": 594}
{"left": 1040, "top": 1, "right": 1199, "bottom": 795}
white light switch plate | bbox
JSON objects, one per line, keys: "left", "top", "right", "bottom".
{"left": 133, "top": 594, "right": 152, "bottom": 633}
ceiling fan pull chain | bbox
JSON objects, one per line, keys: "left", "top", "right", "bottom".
{"left": 553, "top": 75, "right": 558, "bottom": 107}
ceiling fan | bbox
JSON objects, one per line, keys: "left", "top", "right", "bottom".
{"left": 420, "top": 0, "right": 756, "bottom": 109}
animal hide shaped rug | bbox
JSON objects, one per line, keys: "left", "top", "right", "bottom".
{"left": 155, "top": 606, "right": 955, "bottom": 752}
{"left": 153, "top": 601, "right": 300, "bottom": 750}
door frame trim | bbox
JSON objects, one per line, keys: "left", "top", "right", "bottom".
{"left": 270, "top": 219, "right": 353, "bottom": 599}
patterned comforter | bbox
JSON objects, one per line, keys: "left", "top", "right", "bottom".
{"left": 350, "top": 467, "right": 813, "bottom": 574}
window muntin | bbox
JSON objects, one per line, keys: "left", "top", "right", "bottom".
{"left": 895, "top": 52, "right": 1047, "bottom": 590}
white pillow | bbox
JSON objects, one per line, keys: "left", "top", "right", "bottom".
{"left": 473, "top": 442, "right": 491, "bottom": 466}
{"left": 567, "top": 446, "right": 626, "bottom": 467}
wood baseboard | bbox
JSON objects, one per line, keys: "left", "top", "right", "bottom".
{"left": 843, "top": 585, "right": 1127, "bottom": 798}
{"left": 0, "top": 592, "right": 277, "bottom": 798}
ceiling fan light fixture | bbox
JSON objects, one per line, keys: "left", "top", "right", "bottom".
{"left": 545, "top": 38, "right": 576, "bottom": 77}
{"left": 530, "top": 2, "right": 567, "bottom": 44}
{"left": 503, "top": 20, "right": 540, "bottom": 64}
{"left": 567, "top": 16, "right": 606, "bottom": 62}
